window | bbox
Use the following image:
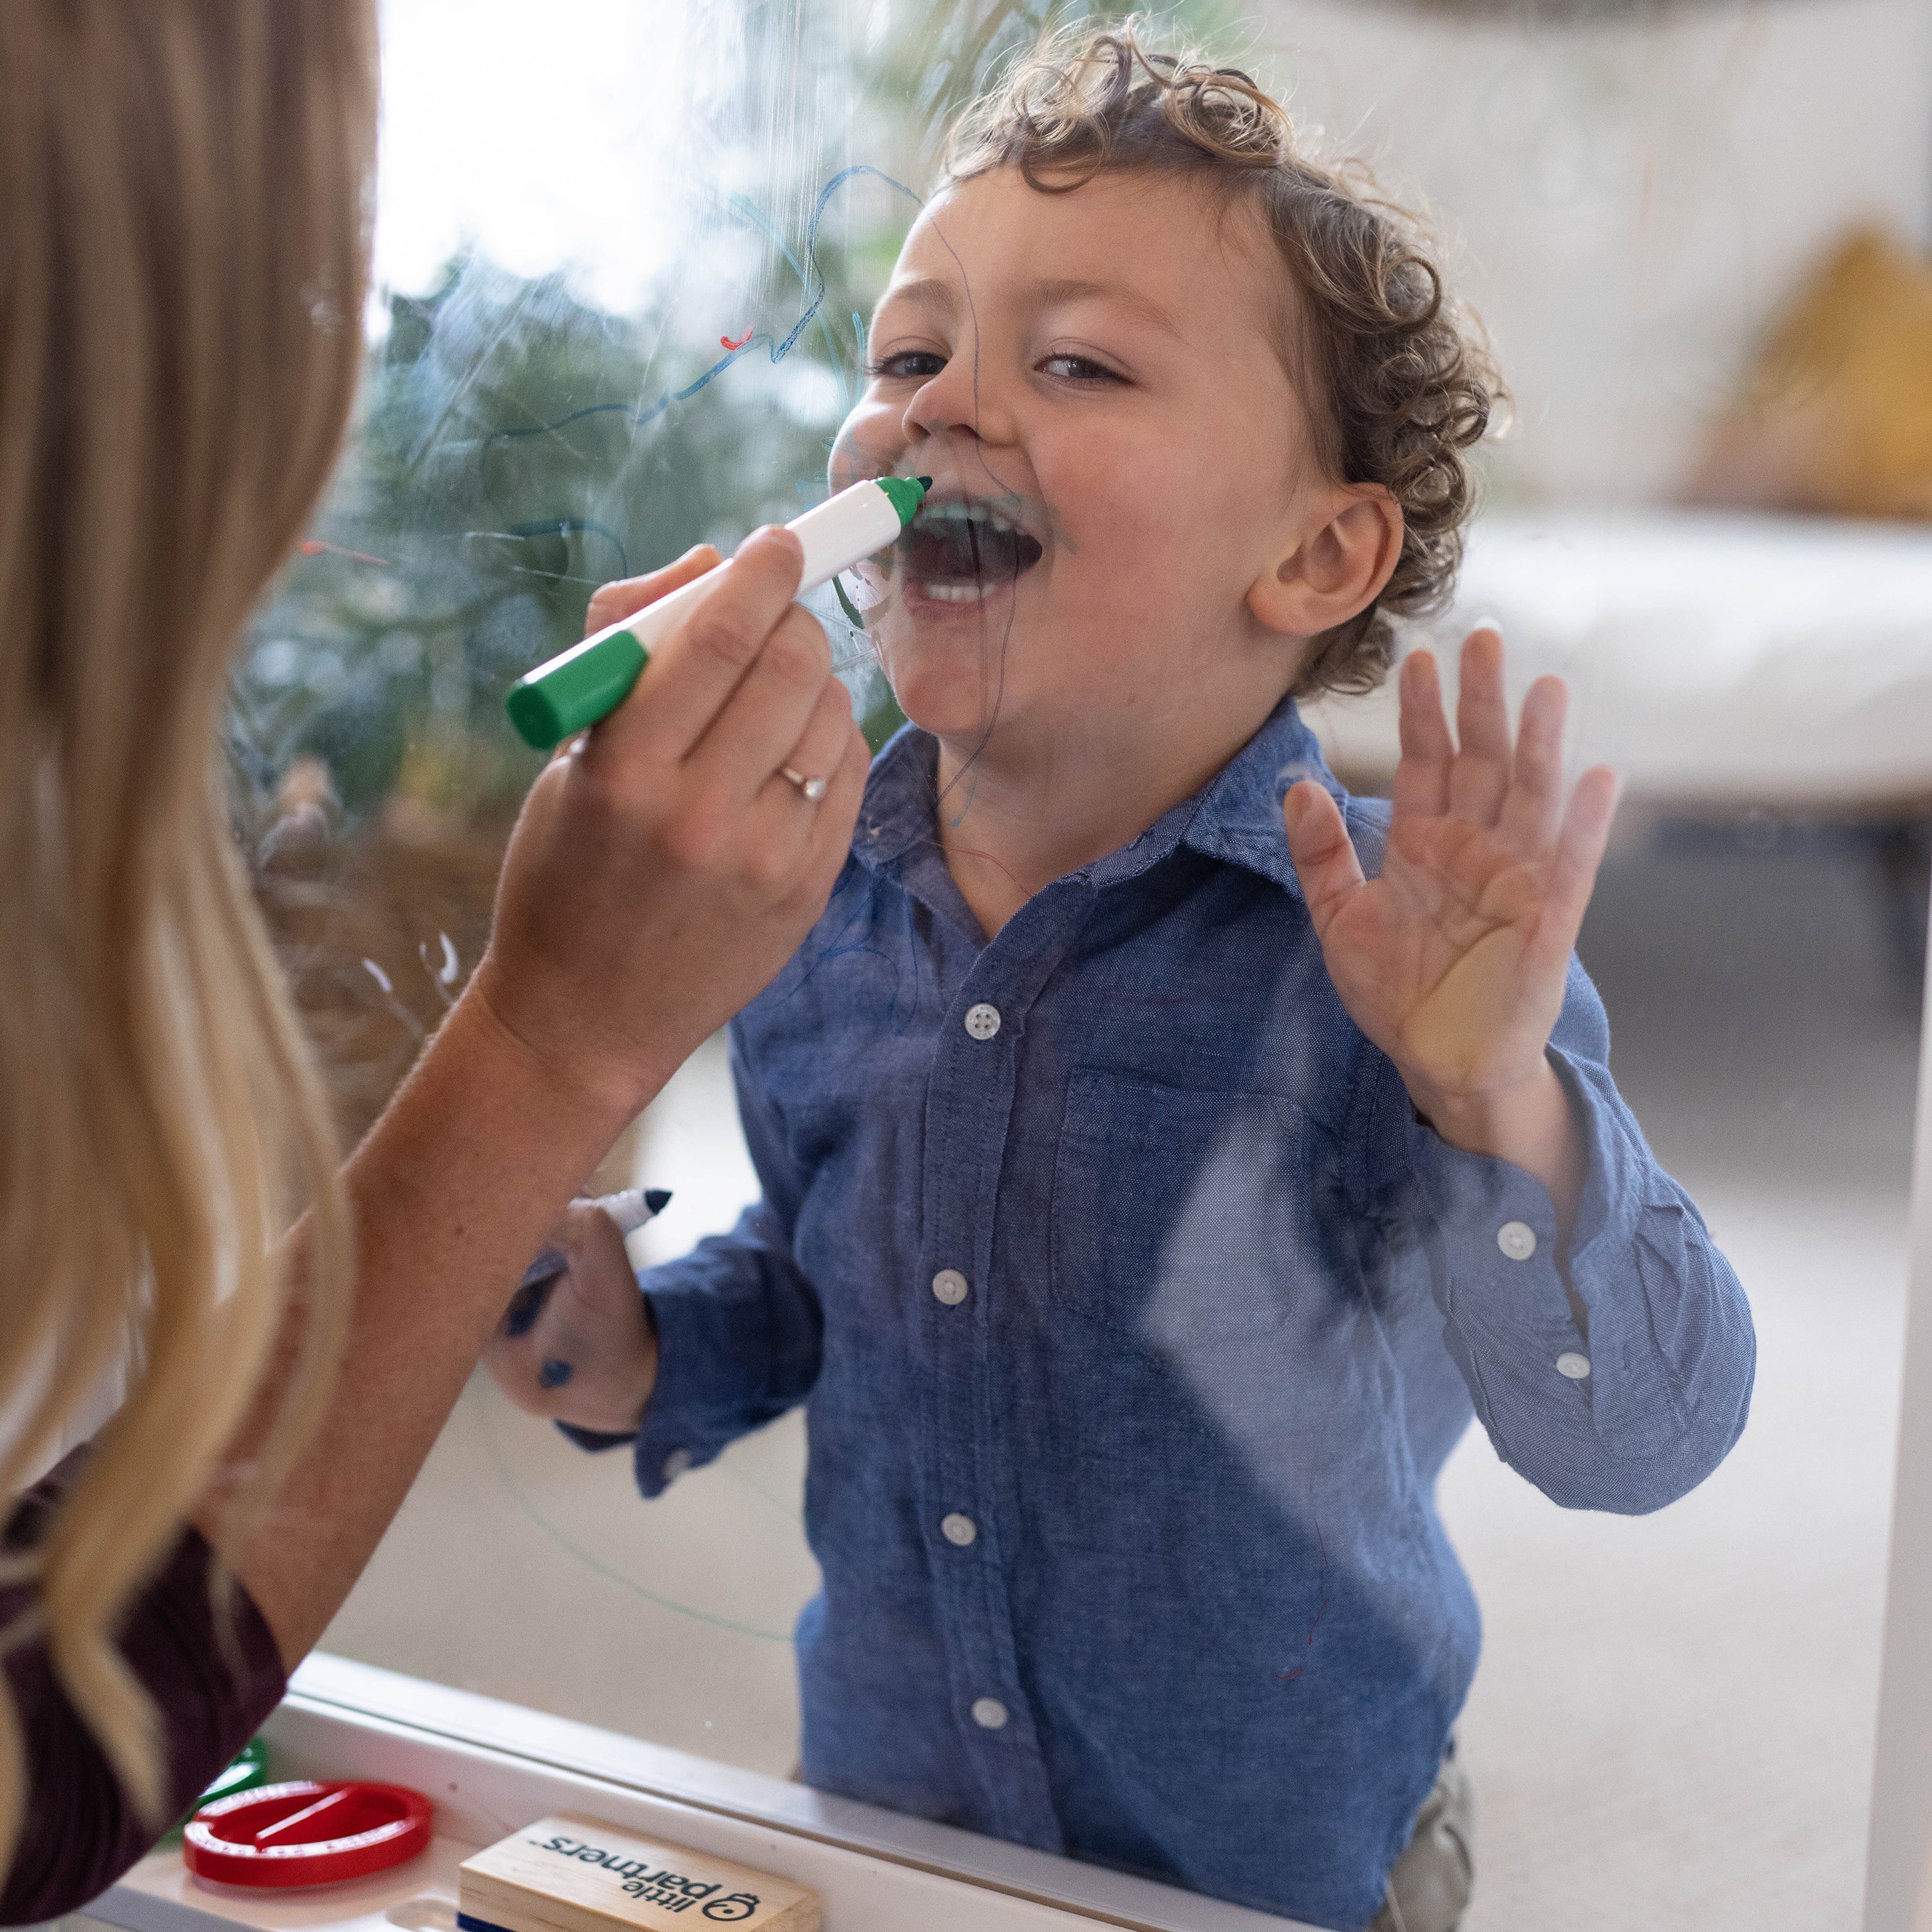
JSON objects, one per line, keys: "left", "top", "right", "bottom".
{"left": 242, "top": 3, "right": 1932, "bottom": 1925}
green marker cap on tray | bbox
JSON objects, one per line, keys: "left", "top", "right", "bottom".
{"left": 166, "top": 1734, "right": 269, "bottom": 1841}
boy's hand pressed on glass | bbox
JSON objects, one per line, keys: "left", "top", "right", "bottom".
{"left": 1283, "top": 627, "right": 1619, "bottom": 1226}
{"left": 484, "top": 1200, "right": 657, "bottom": 1435}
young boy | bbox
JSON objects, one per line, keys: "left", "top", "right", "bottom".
{"left": 489, "top": 30, "right": 1754, "bottom": 1932}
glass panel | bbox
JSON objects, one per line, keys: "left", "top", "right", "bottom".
{"left": 238, "top": 1, "right": 1932, "bottom": 1926}
{"left": 266, "top": 0, "right": 1077, "bottom": 1784}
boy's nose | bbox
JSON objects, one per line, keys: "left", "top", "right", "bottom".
{"left": 904, "top": 348, "right": 1014, "bottom": 450}
{"left": 829, "top": 415, "right": 907, "bottom": 489}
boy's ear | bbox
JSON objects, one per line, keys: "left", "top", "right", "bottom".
{"left": 1247, "top": 488, "right": 1404, "bottom": 639}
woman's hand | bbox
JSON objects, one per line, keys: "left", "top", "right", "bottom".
{"left": 484, "top": 1200, "right": 658, "bottom": 1435}
{"left": 469, "top": 527, "right": 870, "bottom": 1126}
{"left": 1282, "top": 627, "right": 1618, "bottom": 1204}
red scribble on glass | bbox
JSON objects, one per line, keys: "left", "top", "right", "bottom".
{"left": 298, "top": 539, "right": 394, "bottom": 567}
{"left": 721, "top": 329, "right": 754, "bottom": 351}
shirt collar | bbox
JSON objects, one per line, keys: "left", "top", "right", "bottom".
{"left": 851, "top": 694, "right": 1338, "bottom": 904}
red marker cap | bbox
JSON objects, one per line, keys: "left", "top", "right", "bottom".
{"left": 183, "top": 1780, "right": 432, "bottom": 1888}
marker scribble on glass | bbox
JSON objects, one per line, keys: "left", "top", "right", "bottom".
{"left": 298, "top": 538, "right": 395, "bottom": 567}
{"left": 481, "top": 166, "right": 921, "bottom": 464}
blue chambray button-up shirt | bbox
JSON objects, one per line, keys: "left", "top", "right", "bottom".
{"left": 598, "top": 698, "right": 1754, "bottom": 1931}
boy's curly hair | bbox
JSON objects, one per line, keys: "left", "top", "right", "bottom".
{"left": 944, "top": 23, "right": 1499, "bottom": 696}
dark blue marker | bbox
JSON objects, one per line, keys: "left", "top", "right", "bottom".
{"left": 500, "top": 1187, "right": 671, "bottom": 1337}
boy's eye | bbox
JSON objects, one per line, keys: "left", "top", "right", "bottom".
{"left": 1039, "top": 353, "right": 1124, "bottom": 384}
{"left": 868, "top": 350, "right": 947, "bottom": 381}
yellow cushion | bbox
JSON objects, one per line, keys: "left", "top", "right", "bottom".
{"left": 1689, "top": 226, "right": 1932, "bottom": 520}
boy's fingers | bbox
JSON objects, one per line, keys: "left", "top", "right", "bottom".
{"left": 1283, "top": 781, "right": 1365, "bottom": 940}
{"left": 1496, "top": 675, "right": 1569, "bottom": 857}
{"left": 583, "top": 546, "right": 721, "bottom": 639}
{"left": 485, "top": 1199, "right": 647, "bottom": 1423}
{"left": 1392, "top": 650, "right": 1453, "bottom": 820}
{"left": 484, "top": 1309, "right": 561, "bottom": 1416}
{"left": 592, "top": 527, "right": 808, "bottom": 765}
{"left": 549, "top": 1198, "right": 634, "bottom": 1280}
{"left": 1449, "top": 627, "right": 1511, "bottom": 828}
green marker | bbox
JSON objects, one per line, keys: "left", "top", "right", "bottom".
{"left": 506, "top": 475, "right": 929, "bottom": 750}
{"left": 166, "top": 1735, "right": 269, "bottom": 1841}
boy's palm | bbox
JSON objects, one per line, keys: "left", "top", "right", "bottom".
{"left": 1284, "top": 630, "right": 1619, "bottom": 1104}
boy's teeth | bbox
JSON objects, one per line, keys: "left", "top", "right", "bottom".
{"left": 922, "top": 502, "right": 1023, "bottom": 536}
{"left": 917, "top": 582, "right": 986, "bottom": 603}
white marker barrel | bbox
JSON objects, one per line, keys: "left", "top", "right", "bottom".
{"left": 504, "top": 476, "right": 927, "bottom": 749}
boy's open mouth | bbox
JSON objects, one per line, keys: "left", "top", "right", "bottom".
{"left": 897, "top": 498, "right": 1044, "bottom": 603}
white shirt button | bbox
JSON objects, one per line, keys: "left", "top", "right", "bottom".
{"left": 963, "top": 1002, "right": 1002, "bottom": 1041}
{"left": 1497, "top": 1220, "right": 1538, "bottom": 1262}
{"left": 662, "top": 1447, "right": 693, "bottom": 1481}
{"left": 941, "top": 1513, "right": 978, "bottom": 1547}
{"left": 1556, "top": 1351, "right": 1592, "bottom": 1380}
{"left": 971, "top": 1697, "right": 1009, "bottom": 1730}
{"left": 932, "top": 1269, "right": 970, "bottom": 1306}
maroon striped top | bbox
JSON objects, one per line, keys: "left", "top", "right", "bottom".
{"left": 0, "top": 1449, "right": 287, "bottom": 1920}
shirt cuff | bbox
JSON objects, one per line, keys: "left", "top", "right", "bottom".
{"left": 1402, "top": 1046, "right": 1647, "bottom": 1361}
{"left": 1406, "top": 1121, "right": 1589, "bottom": 1350}
{"left": 627, "top": 1278, "right": 741, "bottom": 1499}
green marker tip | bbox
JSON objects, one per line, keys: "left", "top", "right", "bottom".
{"left": 874, "top": 475, "right": 929, "bottom": 527}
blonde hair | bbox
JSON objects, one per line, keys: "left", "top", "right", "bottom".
{"left": 946, "top": 22, "right": 1499, "bottom": 695}
{"left": 0, "top": 0, "right": 374, "bottom": 1860}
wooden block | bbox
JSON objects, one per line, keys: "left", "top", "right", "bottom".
{"left": 459, "top": 1813, "right": 819, "bottom": 1931}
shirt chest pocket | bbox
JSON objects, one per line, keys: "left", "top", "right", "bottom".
{"left": 1050, "top": 1069, "right": 1331, "bottom": 1344}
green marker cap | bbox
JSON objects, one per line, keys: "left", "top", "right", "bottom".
{"left": 506, "top": 628, "right": 649, "bottom": 751}
{"left": 876, "top": 474, "right": 930, "bottom": 526}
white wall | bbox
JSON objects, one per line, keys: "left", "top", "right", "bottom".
{"left": 1256, "top": 0, "right": 1932, "bottom": 505}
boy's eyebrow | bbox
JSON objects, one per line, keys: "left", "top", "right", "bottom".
{"left": 1025, "top": 277, "right": 1184, "bottom": 338}
{"left": 873, "top": 274, "right": 1185, "bottom": 338}
{"left": 875, "top": 274, "right": 957, "bottom": 322}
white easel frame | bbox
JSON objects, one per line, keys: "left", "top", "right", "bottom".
{"left": 1865, "top": 897, "right": 1932, "bottom": 1930}
{"left": 95, "top": 1655, "right": 1314, "bottom": 1932}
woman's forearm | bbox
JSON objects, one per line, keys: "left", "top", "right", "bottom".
{"left": 196, "top": 985, "right": 637, "bottom": 1665}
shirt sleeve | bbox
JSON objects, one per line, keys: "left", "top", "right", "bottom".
{"left": 616, "top": 1028, "right": 824, "bottom": 1500}
{"left": 0, "top": 1449, "right": 287, "bottom": 1922}
{"left": 1397, "top": 957, "right": 1756, "bottom": 1515}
